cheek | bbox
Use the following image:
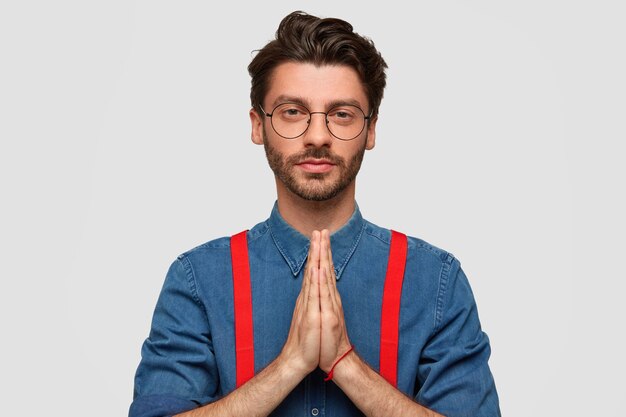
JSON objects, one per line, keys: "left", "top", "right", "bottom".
{"left": 340, "top": 139, "right": 367, "bottom": 158}
{"left": 273, "top": 141, "right": 301, "bottom": 158}
{"left": 264, "top": 135, "right": 301, "bottom": 162}
{"left": 265, "top": 132, "right": 302, "bottom": 153}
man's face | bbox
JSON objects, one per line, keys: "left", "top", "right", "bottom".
{"left": 250, "top": 62, "right": 377, "bottom": 202}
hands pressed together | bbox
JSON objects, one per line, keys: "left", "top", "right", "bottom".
{"left": 280, "top": 230, "right": 353, "bottom": 376}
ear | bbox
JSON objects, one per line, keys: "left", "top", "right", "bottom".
{"left": 250, "top": 107, "right": 264, "bottom": 145}
{"left": 365, "top": 115, "right": 377, "bottom": 150}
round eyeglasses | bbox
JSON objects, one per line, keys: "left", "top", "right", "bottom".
{"left": 259, "top": 102, "right": 371, "bottom": 141}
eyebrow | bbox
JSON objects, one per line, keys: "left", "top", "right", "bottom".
{"left": 271, "top": 94, "right": 366, "bottom": 111}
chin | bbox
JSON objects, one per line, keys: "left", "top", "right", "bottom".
{"left": 291, "top": 182, "right": 347, "bottom": 202}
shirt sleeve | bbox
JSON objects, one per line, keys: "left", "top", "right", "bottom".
{"left": 129, "top": 255, "right": 220, "bottom": 417}
{"left": 415, "top": 259, "right": 501, "bottom": 417}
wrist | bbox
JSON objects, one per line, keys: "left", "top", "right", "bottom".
{"left": 322, "top": 345, "right": 355, "bottom": 377}
{"left": 328, "top": 348, "right": 362, "bottom": 385}
{"left": 277, "top": 351, "right": 314, "bottom": 380}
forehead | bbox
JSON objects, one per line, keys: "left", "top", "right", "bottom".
{"left": 265, "top": 62, "right": 368, "bottom": 110}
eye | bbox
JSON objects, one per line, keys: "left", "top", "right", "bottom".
{"left": 275, "top": 104, "right": 308, "bottom": 121}
{"left": 328, "top": 107, "right": 358, "bottom": 124}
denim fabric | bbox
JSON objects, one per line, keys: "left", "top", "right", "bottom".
{"left": 130, "top": 202, "right": 500, "bottom": 417}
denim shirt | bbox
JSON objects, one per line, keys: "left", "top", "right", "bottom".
{"left": 130, "top": 202, "right": 500, "bottom": 417}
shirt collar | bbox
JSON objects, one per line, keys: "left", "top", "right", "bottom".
{"left": 267, "top": 201, "right": 366, "bottom": 280}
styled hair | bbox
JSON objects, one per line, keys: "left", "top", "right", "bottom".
{"left": 248, "top": 11, "right": 388, "bottom": 119}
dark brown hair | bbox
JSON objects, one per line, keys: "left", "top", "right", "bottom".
{"left": 248, "top": 11, "right": 388, "bottom": 119}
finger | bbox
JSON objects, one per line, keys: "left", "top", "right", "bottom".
{"left": 319, "top": 230, "right": 332, "bottom": 278}
{"left": 309, "top": 260, "right": 320, "bottom": 312}
{"left": 301, "top": 232, "right": 318, "bottom": 313}
{"left": 325, "top": 230, "right": 337, "bottom": 289}
{"left": 322, "top": 230, "right": 332, "bottom": 269}
{"left": 310, "top": 230, "right": 321, "bottom": 272}
{"left": 308, "top": 231, "right": 320, "bottom": 299}
{"left": 321, "top": 230, "right": 339, "bottom": 313}
{"left": 325, "top": 230, "right": 345, "bottom": 313}
{"left": 301, "top": 268, "right": 310, "bottom": 314}
{"left": 306, "top": 231, "right": 322, "bottom": 306}
{"left": 319, "top": 266, "right": 334, "bottom": 314}
{"left": 302, "top": 230, "right": 318, "bottom": 290}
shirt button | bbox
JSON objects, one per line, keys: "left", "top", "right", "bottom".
{"left": 311, "top": 408, "right": 319, "bottom": 416}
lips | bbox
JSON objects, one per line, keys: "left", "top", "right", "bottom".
{"left": 296, "top": 158, "right": 335, "bottom": 173}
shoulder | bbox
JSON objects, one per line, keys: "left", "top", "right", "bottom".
{"left": 175, "top": 219, "right": 271, "bottom": 265}
{"left": 362, "top": 218, "right": 474, "bottom": 332}
{"left": 362, "top": 218, "right": 458, "bottom": 268}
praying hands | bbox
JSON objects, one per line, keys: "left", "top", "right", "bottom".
{"left": 279, "top": 230, "right": 354, "bottom": 377}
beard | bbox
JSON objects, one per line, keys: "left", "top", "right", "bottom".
{"left": 263, "top": 129, "right": 366, "bottom": 202}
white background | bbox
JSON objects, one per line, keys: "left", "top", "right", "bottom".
{"left": 1, "top": 1, "right": 624, "bottom": 416}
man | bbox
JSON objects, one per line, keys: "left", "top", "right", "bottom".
{"left": 130, "top": 11, "right": 500, "bottom": 417}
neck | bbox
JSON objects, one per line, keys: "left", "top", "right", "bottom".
{"left": 275, "top": 181, "right": 357, "bottom": 238}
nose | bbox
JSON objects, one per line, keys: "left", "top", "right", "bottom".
{"left": 303, "top": 112, "right": 333, "bottom": 147}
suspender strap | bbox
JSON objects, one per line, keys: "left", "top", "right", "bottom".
{"left": 230, "top": 230, "right": 255, "bottom": 388}
{"left": 379, "top": 230, "right": 408, "bottom": 387}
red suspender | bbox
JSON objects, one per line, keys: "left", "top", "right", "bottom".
{"left": 230, "top": 229, "right": 408, "bottom": 388}
{"left": 380, "top": 230, "right": 408, "bottom": 387}
{"left": 230, "top": 230, "right": 255, "bottom": 388}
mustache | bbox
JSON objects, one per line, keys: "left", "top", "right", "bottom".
{"left": 286, "top": 148, "right": 345, "bottom": 167}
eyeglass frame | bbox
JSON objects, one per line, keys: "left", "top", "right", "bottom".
{"left": 258, "top": 102, "right": 373, "bottom": 141}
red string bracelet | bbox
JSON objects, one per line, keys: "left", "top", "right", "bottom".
{"left": 324, "top": 345, "right": 355, "bottom": 382}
